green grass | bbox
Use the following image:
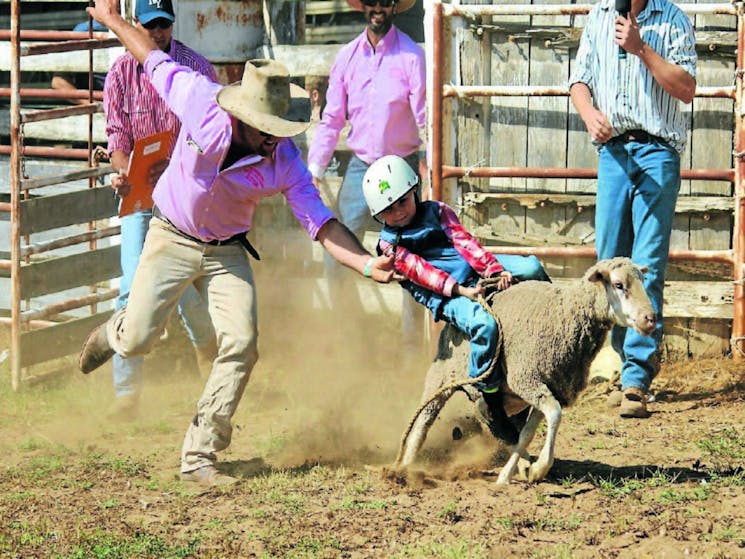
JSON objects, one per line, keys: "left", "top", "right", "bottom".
{"left": 698, "top": 427, "right": 745, "bottom": 472}
{"left": 390, "top": 539, "right": 488, "bottom": 559}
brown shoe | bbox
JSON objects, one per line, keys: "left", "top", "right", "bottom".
{"left": 79, "top": 322, "right": 115, "bottom": 374}
{"left": 619, "top": 387, "right": 649, "bottom": 418}
{"left": 181, "top": 465, "right": 238, "bottom": 487}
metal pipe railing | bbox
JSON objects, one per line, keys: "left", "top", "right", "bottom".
{"left": 9, "top": 0, "right": 22, "bottom": 390}
{"left": 21, "top": 225, "right": 120, "bottom": 257}
{"left": 0, "top": 145, "right": 93, "bottom": 159}
{"left": 432, "top": 0, "right": 744, "bottom": 359}
{"left": 442, "top": 165, "right": 735, "bottom": 182}
{"left": 21, "top": 288, "right": 118, "bottom": 322}
{"left": 20, "top": 38, "right": 120, "bottom": 56}
{"left": 732, "top": 9, "right": 745, "bottom": 357}
{"left": 21, "top": 103, "right": 101, "bottom": 124}
{"left": 443, "top": 85, "right": 735, "bottom": 99}
{"left": 0, "top": 29, "right": 109, "bottom": 41}
{"left": 21, "top": 165, "right": 112, "bottom": 191}
{"left": 443, "top": 3, "right": 737, "bottom": 17}
{"left": 0, "top": 88, "right": 104, "bottom": 101}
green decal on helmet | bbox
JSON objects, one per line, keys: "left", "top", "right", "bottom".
{"left": 362, "top": 155, "right": 419, "bottom": 216}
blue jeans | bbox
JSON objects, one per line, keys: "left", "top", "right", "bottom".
{"left": 440, "top": 296, "right": 499, "bottom": 388}
{"left": 113, "top": 209, "right": 214, "bottom": 398}
{"left": 438, "top": 254, "right": 550, "bottom": 390}
{"left": 596, "top": 139, "right": 680, "bottom": 393}
{"left": 325, "top": 153, "right": 425, "bottom": 354}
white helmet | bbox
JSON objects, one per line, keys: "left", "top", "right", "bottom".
{"left": 362, "top": 155, "right": 419, "bottom": 216}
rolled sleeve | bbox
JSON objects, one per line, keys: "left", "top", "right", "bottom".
{"left": 281, "top": 156, "right": 336, "bottom": 239}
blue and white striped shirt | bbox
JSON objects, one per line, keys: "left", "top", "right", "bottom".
{"left": 569, "top": 0, "right": 697, "bottom": 153}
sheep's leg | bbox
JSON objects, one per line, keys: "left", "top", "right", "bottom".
{"left": 398, "top": 389, "right": 455, "bottom": 467}
{"left": 527, "top": 392, "right": 562, "bottom": 483}
{"left": 496, "top": 408, "right": 543, "bottom": 486}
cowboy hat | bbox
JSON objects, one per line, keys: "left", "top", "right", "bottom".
{"left": 346, "top": 0, "right": 416, "bottom": 12}
{"left": 216, "top": 59, "right": 310, "bottom": 138}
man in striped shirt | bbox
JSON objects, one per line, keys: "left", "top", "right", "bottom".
{"left": 569, "top": 0, "right": 697, "bottom": 418}
{"left": 103, "top": 0, "right": 219, "bottom": 420}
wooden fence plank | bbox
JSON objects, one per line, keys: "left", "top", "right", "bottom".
{"left": 19, "top": 310, "right": 112, "bottom": 368}
{"left": 20, "top": 245, "right": 119, "bottom": 299}
{"left": 20, "top": 186, "right": 118, "bottom": 236}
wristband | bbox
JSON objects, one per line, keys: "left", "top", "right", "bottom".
{"left": 363, "top": 257, "right": 375, "bottom": 278}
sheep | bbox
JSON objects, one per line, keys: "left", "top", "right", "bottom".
{"left": 395, "top": 257, "right": 656, "bottom": 485}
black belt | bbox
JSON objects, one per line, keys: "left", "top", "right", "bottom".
{"left": 612, "top": 129, "right": 663, "bottom": 144}
{"left": 152, "top": 206, "right": 260, "bottom": 260}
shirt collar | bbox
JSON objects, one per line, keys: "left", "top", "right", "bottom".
{"left": 361, "top": 24, "right": 397, "bottom": 53}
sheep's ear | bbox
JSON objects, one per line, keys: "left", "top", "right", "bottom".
{"left": 586, "top": 263, "right": 609, "bottom": 283}
{"left": 637, "top": 265, "right": 649, "bottom": 275}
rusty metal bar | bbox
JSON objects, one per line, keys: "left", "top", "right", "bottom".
{"left": 0, "top": 317, "right": 57, "bottom": 329}
{"left": 0, "top": 88, "right": 104, "bottom": 101}
{"left": 0, "top": 30, "right": 109, "bottom": 41}
{"left": 21, "top": 225, "right": 120, "bottom": 257}
{"left": 443, "top": 84, "right": 735, "bottom": 99}
{"left": 9, "top": 0, "right": 22, "bottom": 390}
{"left": 483, "top": 245, "right": 734, "bottom": 265}
{"left": 0, "top": 259, "right": 9, "bottom": 270}
{"left": 443, "top": 3, "right": 737, "bottom": 17}
{"left": 21, "top": 288, "right": 118, "bottom": 322}
{"left": 21, "top": 165, "right": 112, "bottom": 191}
{"left": 442, "top": 165, "right": 734, "bottom": 182}
{"left": 0, "top": 202, "right": 10, "bottom": 213}
{"left": 0, "top": 145, "right": 91, "bottom": 159}
{"left": 431, "top": 1, "right": 444, "bottom": 203}
{"left": 20, "top": 38, "right": 120, "bottom": 56}
{"left": 732, "top": 7, "right": 745, "bottom": 359}
{"left": 21, "top": 103, "right": 101, "bottom": 124}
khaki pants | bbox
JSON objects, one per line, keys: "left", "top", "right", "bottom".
{"left": 106, "top": 217, "right": 259, "bottom": 473}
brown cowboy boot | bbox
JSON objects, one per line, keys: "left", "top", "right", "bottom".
{"left": 78, "top": 322, "right": 115, "bottom": 374}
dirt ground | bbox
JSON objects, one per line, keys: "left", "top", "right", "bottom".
{"left": 1, "top": 302, "right": 744, "bottom": 559}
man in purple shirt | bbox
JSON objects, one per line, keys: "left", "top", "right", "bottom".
{"left": 78, "top": 0, "right": 398, "bottom": 487}
{"left": 307, "top": 0, "right": 426, "bottom": 365}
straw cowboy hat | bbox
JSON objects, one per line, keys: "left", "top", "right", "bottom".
{"left": 346, "top": 0, "right": 416, "bottom": 12}
{"left": 216, "top": 59, "right": 310, "bottom": 138}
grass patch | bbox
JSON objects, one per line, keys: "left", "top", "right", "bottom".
{"left": 698, "top": 427, "right": 745, "bottom": 472}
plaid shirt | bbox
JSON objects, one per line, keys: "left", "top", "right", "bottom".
{"left": 378, "top": 201, "right": 504, "bottom": 297}
{"left": 103, "top": 39, "right": 217, "bottom": 156}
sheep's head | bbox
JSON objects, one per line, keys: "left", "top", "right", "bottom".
{"left": 585, "top": 257, "right": 656, "bottom": 336}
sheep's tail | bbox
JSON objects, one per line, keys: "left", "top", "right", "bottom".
{"left": 394, "top": 297, "right": 503, "bottom": 465}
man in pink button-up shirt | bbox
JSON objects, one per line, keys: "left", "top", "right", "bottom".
{"left": 307, "top": 0, "right": 427, "bottom": 363}
{"left": 78, "top": 0, "right": 398, "bottom": 487}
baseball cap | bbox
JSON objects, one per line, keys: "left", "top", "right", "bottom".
{"left": 135, "top": 0, "right": 175, "bottom": 25}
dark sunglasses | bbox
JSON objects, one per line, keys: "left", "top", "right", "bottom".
{"left": 142, "top": 18, "right": 173, "bottom": 30}
{"left": 362, "top": 0, "right": 396, "bottom": 7}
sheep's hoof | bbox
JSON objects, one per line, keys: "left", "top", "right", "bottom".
{"left": 495, "top": 471, "right": 512, "bottom": 486}
{"left": 527, "top": 459, "right": 554, "bottom": 483}
{"left": 514, "top": 459, "right": 531, "bottom": 481}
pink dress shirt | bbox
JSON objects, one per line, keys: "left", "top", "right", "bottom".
{"left": 307, "top": 25, "right": 426, "bottom": 177}
{"left": 144, "top": 50, "right": 335, "bottom": 242}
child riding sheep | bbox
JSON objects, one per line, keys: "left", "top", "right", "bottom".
{"left": 361, "top": 155, "right": 550, "bottom": 442}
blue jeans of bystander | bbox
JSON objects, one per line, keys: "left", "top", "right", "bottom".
{"left": 596, "top": 139, "right": 680, "bottom": 393}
